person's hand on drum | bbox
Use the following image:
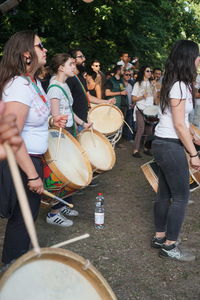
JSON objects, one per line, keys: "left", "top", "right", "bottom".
{"left": 53, "top": 115, "right": 68, "bottom": 128}
{"left": 27, "top": 177, "right": 44, "bottom": 194}
{"left": 190, "top": 155, "right": 200, "bottom": 170}
{"left": 107, "top": 98, "right": 116, "bottom": 105}
{"left": 0, "top": 102, "right": 23, "bottom": 159}
{"left": 192, "top": 134, "right": 200, "bottom": 146}
{"left": 83, "top": 122, "right": 93, "bottom": 129}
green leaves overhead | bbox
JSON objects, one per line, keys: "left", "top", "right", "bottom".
{"left": 0, "top": 0, "right": 199, "bottom": 69}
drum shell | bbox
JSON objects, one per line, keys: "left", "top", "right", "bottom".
{"left": 42, "top": 128, "right": 93, "bottom": 205}
{"left": 141, "top": 159, "right": 200, "bottom": 193}
{"left": 0, "top": 248, "right": 117, "bottom": 300}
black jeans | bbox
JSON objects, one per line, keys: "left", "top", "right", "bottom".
{"left": 2, "top": 157, "right": 43, "bottom": 264}
{"left": 152, "top": 138, "right": 190, "bottom": 241}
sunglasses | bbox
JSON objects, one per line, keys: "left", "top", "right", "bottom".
{"left": 34, "top": 43, "right": 45, "bottom": 51}
{"left": 145, "top": 70, "right": 151, "bottom": 73}
{"left": 76, "top": 55, "right": 85, "bottom": 59}
{"left": 124, "top": 74, "right": 131, "bottom": 76}
{"left": 94, "top": 64, "right": 100, "bottom": 67}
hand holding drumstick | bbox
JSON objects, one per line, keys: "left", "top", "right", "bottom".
{"left": 0, "top": 102, "right": 23, "bottom": 160}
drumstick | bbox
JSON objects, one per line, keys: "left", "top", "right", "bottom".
{"left": 123, "top": 120, "right": 134, "bottom": 134}
{"left": 50, "top": 233, "right": 90, "bottom": 248}
{"left": 43, "top": 190, "right": 74, "bottom": 208}
{"left": 90, "top": 127, "right": 96, "bottom": 147}
{"left": 3, "top": 143, "right": 41, "bottom": 255}
{"left": 107, "top": 104, "right": 113, "bottom": 115}
{"left": 54, "top": 127, "right": 62, "bottom": 161}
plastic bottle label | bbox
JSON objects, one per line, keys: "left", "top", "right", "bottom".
{"left": 95, "top": 213, "right": 104, "bottom": 225}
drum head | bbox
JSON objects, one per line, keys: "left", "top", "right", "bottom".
{"left": 88, "top": 104, "right": 124, "bottom": 135}
{"left": 0, "top": 248, "right": 117, "bottom": 300}
{"left": 77, "top": 129, "right": 116, "bottom": 171}
{"left": 143, "top": 105, "right": 159, "bottom": 116}
{"left": 44, "top": 128, "right": 92, "bottom": 189}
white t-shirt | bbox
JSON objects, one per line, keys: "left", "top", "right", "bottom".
{"left": 3, "top": 76, "right": 50, "bottom": 154}
{"left": 47, "top": 79, "right": 73, "bottom": 127}
{"left": 155, "top": 81, "right": 193, "bottom": 139}
{"left": 131, "top": 81, "right": 154, "bottom": 120}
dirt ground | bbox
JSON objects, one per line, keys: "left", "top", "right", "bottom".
{"left": 0, "top": 140, "right": 200, "bottom": 300}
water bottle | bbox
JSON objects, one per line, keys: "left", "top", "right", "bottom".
{"left": 95, "top": 193, "right": 104, "bottom": 229}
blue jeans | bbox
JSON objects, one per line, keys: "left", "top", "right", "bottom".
{"left": 152, "top": 138, "right": 190, "bottom": 241}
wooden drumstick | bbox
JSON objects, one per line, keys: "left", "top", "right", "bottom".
{"left": 50, "top": 233, "right": 90, "bottom": 248}
{"left": 123, "top": 120, "right": 134, "bottom": 134}
{"left": 107, "top": 103, "right": 113, "bottom": 115}
{"left": 54, "top": 127, "right": 62, "bottom": 161}
{"left": 43, "top": 190, "right": 74, "bottom": 208}
{"left": 3, "top": 143, "right": 41, "bottom": 255}
{"left": 90, "top": 127, "right": 96, "bottom": 147}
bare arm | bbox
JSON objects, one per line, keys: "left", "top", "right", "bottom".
{"left": 50, "top": 98, "right": 60, "bottom": 116}
{"left": 105, "top": 89, "right": 127, "bottom": 98}
{"left": 4, "top": 102, "right": 44, "bottom": 193}
{"left": 87, "top": 92, "right": 116, "bottom": 105}
{"left": 95, "top": 84, "right": 102, "bottom": 99}
{"left": 132, "top": 93, "right": 148, "bottom": 103}
{"left": 171, "top": 98, "right": 200, "bottom": 169}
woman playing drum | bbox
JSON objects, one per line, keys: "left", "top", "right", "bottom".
{"left": 131, "top": 66, "right": 158, "bottom": 157}
{"left": 151, "top": 40, "right": 200, "bottom": 261}
{"left": 46, "top": 53, "right": 92, "bottom": 227}
{"left": 0, "top": 31, "right": 67, "bottom": 265}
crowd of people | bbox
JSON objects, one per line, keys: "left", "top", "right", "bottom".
{"left": 0, "top": 30, "right": 200, "bottom": 266}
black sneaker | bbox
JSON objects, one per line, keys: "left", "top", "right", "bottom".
{"left": 159, "top": 244, "right": 195, "bottom": 262}
{"left": 151, "top": 236, "right": 166, "bottom": 249}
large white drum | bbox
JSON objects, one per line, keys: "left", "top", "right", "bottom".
{"left": 77, "top": 129, "right": 116, "bottom": 172}
{"left": 88, "top": 104, "right": 124, "bottom": 136}
{"left": 0, "top": 248, "right": 117, "bottom": 300}
{"left": 42, "top": 128, "right": 93, "bottom": 204}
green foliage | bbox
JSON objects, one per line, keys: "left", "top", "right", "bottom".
{"left": 0, "top": 0, "right": 200, "bottom": 70}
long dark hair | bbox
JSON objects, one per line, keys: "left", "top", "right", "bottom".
{"left": 136, "top": 66, "right": 150, "bottom": 85}
{"left": 160, "top": 40, "right": 199, "bottom": 113}
{"left": 0, "top": 30, "right": 38, "bottom": 98}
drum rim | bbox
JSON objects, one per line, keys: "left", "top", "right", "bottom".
{"left": 0, "top": 248, "right": 117, "bottom": 300}
{"left": 88, "top": 104, "right": 124, "bottom": 135}
{"left": 77, "top": 129, "right": 116, "bottom": 171}
{"left": 44, "top": 127, "right": 93, "bottom": 189}
{"left": 143, "top": 105, "right": 159, "bottom": 116}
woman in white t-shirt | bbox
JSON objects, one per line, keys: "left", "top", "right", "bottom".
{"left": 0, "top": 31, "right": 67, "bottom": 265}
{"left": 131, "top": 66, "right": 157, "bottom": 157}
{"left": 151, "top": 40, "right": 200, "bottom": 262}
{"left": 46, "top": 53, "right": 92, "bottom": 227}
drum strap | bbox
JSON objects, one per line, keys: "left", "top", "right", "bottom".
{"left": 47, "top": 84, "right": 77, "bottom": 137}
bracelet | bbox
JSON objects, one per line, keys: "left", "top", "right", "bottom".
{"left": 27, "top": 176, "right": 40, "bottom": 182}
{"left": 48, "top": 117, "right": 54, "bottom": 128}
{"left": 190, "top": 153, "right": 198, "bottom": 158}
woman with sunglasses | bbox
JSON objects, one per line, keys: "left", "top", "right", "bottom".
{"left": 46, "top": 53, "right": 92, "bottom": 227}
{"left": 0, "top": 31, "right": 67, "bottom": 265}
{"left": 131, "top": 66, "right": 157, "bottom": 157}
{"left": 151, "top": 40, "right": 200, "bottom": 261}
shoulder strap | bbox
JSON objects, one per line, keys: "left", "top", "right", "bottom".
{"left": 47, "top": 84, "right": 77, "bottom": 137}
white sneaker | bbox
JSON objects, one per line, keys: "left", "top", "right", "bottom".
{"left": 46, "top": 213, "right": 73, "bottom": 227}
{"left": 60, "top": 206, "right": 79, "bottom": 217}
